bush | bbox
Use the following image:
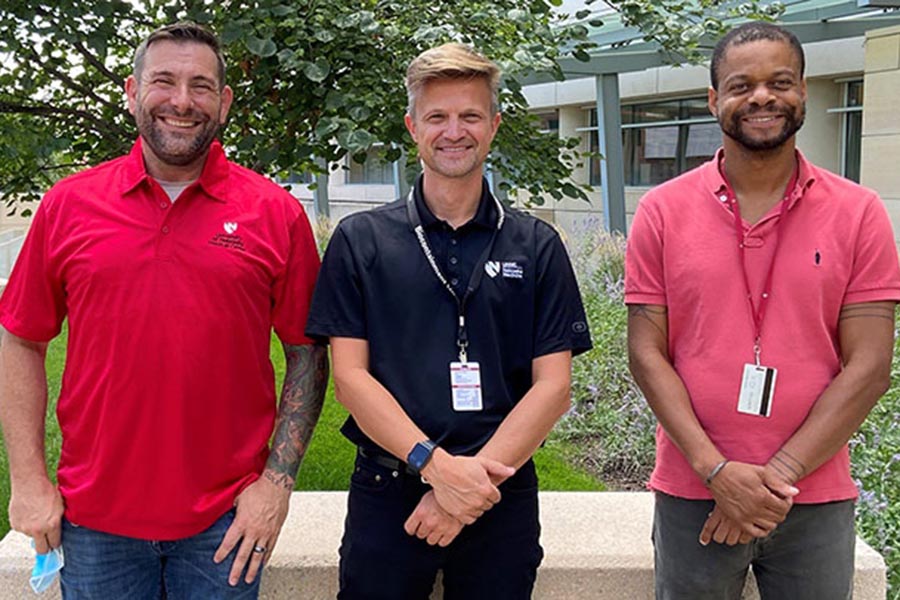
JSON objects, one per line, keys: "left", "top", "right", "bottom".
{"left": 554, "top": 227, "right": 655, "bottom": 488}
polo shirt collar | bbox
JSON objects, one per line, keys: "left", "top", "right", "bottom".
{"left": 705, "top": 147, "right": 816, "bottom": 211}
{"left": 412, "top": 174, "right": 497, "bottom": 231}
{"left": 120, "top": 137, "right": 230, "bottom": 203}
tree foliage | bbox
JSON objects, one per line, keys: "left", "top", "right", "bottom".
{"left": 0, "top": 1, "right": 780, "bottom": 214}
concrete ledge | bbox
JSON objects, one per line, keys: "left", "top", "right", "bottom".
{"left": 0, "top": 492, "right": 886, "bottom": 599}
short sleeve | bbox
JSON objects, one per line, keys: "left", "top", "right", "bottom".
{"left": 271, "top": 206, "right": 321, "bottom": 345}
{"left": 533, "top": 227, "right": 592, "bottom": 358}
{"left": 624, "top": 196, "right": 668, "bottom": 306}
{"left": 843, "top": 194, "right": 900, "bottom": 305}
{"left": 304, "top": 224, "right": 368, "bottom": 341}
{"left": 0, "top": 202, "right": 66, "bottom": 342}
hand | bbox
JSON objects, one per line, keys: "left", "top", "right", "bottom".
{"left": 421, "top": 451, "right": 514, "bottom": 524}
{"left": 404, "top": 490, "right": 464, "bottom": 547}
{"left": 213, "top": 474, "right": 291, "bottom": 586}
{"left": 707, "top": 461, "right": 797, "bottom": 537}
{"left": 8, "top": 477, "right": 64, "bottom": 554}
{"left": 699, "top": 505, "right": 755, "bottom": 546}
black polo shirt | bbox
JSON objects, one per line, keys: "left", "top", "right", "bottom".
{"left": 306, "top": 177, "right": 592, "bottom": 455}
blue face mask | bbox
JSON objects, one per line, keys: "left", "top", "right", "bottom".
{"left": 30, "top": 546, "right": 65, "bottom": 594}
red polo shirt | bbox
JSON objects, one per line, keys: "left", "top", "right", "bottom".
{"left": 0, "top": 139, "right": 320, "bottom": 539}
{"left": 625, "top": 149, "right": 900, "bottom": 503}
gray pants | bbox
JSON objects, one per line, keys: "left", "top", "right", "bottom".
{"left": 653, "top": 491, "right": 856, "bottom": 600}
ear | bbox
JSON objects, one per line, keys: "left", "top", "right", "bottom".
{"left": 799, "top": 78, "right": 808, "bottom": 103}
{"left": 218, "top": 84, "right": 234, "bottom": 125}
{"left": 707, "top": 86, "right": 718, "bottom": 118}
{"left": 404, "top": 113, "right": 417, "bottom": 142}
{"left": 488, "top": 111, "right": 502, "bottom": 143}
{"left": 125, "top": 75, "right": 138, "bottom": 116}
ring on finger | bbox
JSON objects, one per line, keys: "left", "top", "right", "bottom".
{"left": 253, "top": 545, "right": 267, "bottom": 554}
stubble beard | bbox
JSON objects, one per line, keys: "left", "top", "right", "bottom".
{"left": 135, "top": 103, "right": 221, "bottom": 167}
{"left": 721, "top": 103, "right": 806, "bottom": 152}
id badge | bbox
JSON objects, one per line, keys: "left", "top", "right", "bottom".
{"left": 450, "top": 361, "right": 483, "bottom": 412}
{"left": 737, "top": 363, "right": 777, "bottom": 417}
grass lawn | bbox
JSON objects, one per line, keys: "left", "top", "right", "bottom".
{"left": 0, "top": 326, "right": 603, "bottom": 538}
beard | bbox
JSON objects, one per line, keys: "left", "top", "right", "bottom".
{"left": 134, "top": 103, "right": 221, "bottom": 167}
{"left": 720, "top": 103, "right": 806, "bottom": 152}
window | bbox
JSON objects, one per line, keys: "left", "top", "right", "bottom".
{"left": 535, "top": 111, "right": 560, "bottom": 134}
{"left": 842, "top": 81, "right": 863, "bottom": 183}
{"left": 588, "top": 97, "right": 720, "bottom": 186}
{"left": 347, "top": 147, "right": 394, "bottom": 185}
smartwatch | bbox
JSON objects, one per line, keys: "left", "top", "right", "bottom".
{"left": 406, "top": 440, "right": 437, "bottom": 475}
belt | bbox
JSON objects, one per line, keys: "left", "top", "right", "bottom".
{"left": 357, "top": 447, "right": 417, "bottom": 476}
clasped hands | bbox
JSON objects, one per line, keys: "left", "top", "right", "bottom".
{"left": 699, "top": 461, "right": 799, "bottom": 547}
{"left": 404, "top": 450, "right": 515, "bottom": 547}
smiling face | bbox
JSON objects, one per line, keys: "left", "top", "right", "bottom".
{"left": 125, "top": 39, "right": 233, "bottom": 180}
{"left": 708, "top": 38, "right": 806, "bottom": 153}
{"left": 404, "top": 77, "right": 501, "bottom": 183}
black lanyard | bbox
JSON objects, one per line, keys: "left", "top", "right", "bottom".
{"left": 406, "top": 189, "right": 504, "bottom": 362}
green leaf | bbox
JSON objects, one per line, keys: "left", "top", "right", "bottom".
{"left": 303, "top": 59, "right": 330, "bottom": 82}
{"left": 315, "top": 29, "right": 336, "bottom": 43}
{"left": 271, "top": 5, "right": 294, "bottom": 17}
{"left": 246, "top": 36, "right": 277, "bottom": 58}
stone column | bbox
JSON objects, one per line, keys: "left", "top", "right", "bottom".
{"left": 862, "top": 24, "right": 900, "bottom": 241}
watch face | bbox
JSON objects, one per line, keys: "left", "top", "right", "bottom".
{"left": 408, "top": 441, "right": 435, "bottom": 472}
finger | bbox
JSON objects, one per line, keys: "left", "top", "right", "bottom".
{"left": 229, "top": 537, "right": 255, "bottom": 586}
{"left": 426, "top": 529, "right": 443, "bottom": 546}
{"left": 404, "top": 514, "right": 421, "bottom": 536}
{"left": 214, "top": 522, "right": 244, "bottom": 564}
{"left": 712, "top": 522, "right": 729, "bottom": 545}
{"left": 481, "top": 459, "right": 516, "bottom": 479}
{"left": 698, "top": 513, "right": 718, "bottom": 546}
{"left": 725, "top": 526, "right": 741, "bottom": 546}
{"left": 33, "top": 535, "right": 50, "bottom": 555}
{"left": 739, "top": 532, "right": 753, "bottom": 544}
{"left": 47, "top": 520, "right": 62, "bottom": 550}
{"left": 244, "top": 542, "right": 268, "bottom": 584}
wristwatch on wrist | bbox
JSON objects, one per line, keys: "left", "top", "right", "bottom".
{"left": 407, "top": 440, "right": 437, "bottom": 475}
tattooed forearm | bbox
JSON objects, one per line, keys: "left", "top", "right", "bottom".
{"left": 838, "top": 304, "right": 895, "bottom": 322}
{"left": 264, "top": 343, "right": 329, "bottom": 490}
{"left": 770, "top": 449, "right": 806, "bottom": 484}
{"left": 628, "top": 304, "right": 668, "bottom": 338}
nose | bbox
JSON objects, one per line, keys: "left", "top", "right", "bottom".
{"left": 168, "top": 83, "right": 193, "bottom": 112}
{"left": 748, "top": 82, "right": 775, "bottom": 107}
{"left": 444, "top": 116, "right": 464, "bottom": 139}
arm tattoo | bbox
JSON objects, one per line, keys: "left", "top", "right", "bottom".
{"left": 628, "top": 304, "right": 668, "bottom": 338}
{"left": 771, "top": 449, "right": 806, "bottom": 484}
{"left": 838, "top": 304, "right": 895, "bottom": 322}
{"left": 263, "top": 343, "right": 329, "bottom": 490}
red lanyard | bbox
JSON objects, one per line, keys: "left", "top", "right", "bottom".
{"left": 724, "top": 165, "right": 799, "bottom": 365}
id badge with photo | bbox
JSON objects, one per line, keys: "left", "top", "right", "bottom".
{"left": 737, "top": 363, "right": 777, "bottom": 417}
{"left": 450, "top": 361, "right": 483, "bottom": 412}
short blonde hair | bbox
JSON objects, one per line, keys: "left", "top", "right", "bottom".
{"left": 405, "top": 43, "right": 501, "bottom": 117}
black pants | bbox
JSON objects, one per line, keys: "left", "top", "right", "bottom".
{"left": 338, "top": 452, "right": 543, "bottom": 600}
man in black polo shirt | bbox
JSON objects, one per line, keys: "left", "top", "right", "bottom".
{"left": 306, "top": 43, "right": 592, "bottom": 600}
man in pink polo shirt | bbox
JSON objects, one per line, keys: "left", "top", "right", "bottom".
{"left": 626, "top": 22, "right": 900, "bottom": 598}
{"left": 0, "top": 22, "right": 327, "bottom": 598}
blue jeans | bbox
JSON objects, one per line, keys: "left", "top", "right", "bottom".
{"left": 60, "top": 509, "right": 261, "bottom": 600}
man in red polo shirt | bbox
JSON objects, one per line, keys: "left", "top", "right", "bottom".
{"left": 0, "top": 22, "right": 327, "bottom": 598}
{"left": 626, "top": 22, "right": 900, "bottom": 598}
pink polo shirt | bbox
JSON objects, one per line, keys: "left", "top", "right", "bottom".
{"left": 625, "top": 149, "right": 900, "bottom": 503}
{"left": 0, "top": 139, "right": 320, "bottom": 539}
